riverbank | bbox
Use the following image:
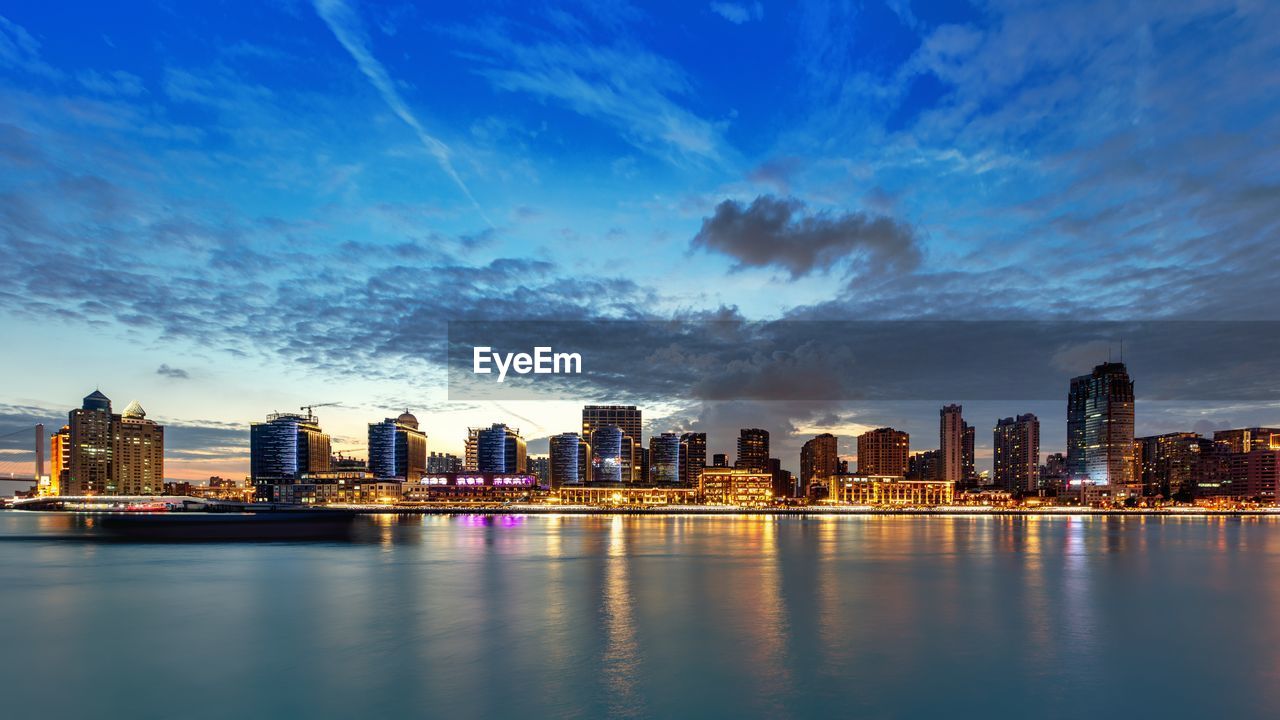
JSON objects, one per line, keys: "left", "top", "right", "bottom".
{"left": 326, "top": 504, "right": 1280, "bottom": 517}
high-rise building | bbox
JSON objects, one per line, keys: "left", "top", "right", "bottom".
{"left": 993, "top": 414, "right": 1040, "bottom": 493}
{"left": 768, "top": 456, "right": 793, "bottom": 498}
{"left": 476, "top": 423, "right": 526, "bottom": 473}
{"left": 1066, "top": 362, "right": 1135, "bottom": 488}
{"left": 940, "top": 404, "right": 964, "bottom": 485}
{"left": 650, "top": 432, "right": 682, "bottom": 484}
{"left": 582, "top": 406, "right": 642, "bottom": 482}
{"left": 679, "top": 432, "right": 706, "bottom": 486}
{"left": 250, "top": 412, "right": 331, "bottom": 481}
{"left": 801, "top": 433, "right": 839, "bottom": 492}
{"left": 1041, "top": 452, "right": 1068, "bottom": 490}
{"left": 856, "top": 428, "right": 908, "bottom": 477}
{"left": 427, "top": 451, "right": 462, "bottom": 474}
{"left": 735, "top": 428, "right": 769, "bottom": 472}
{"left": 590, "top": 426, "right": 624, "bottom": 484}
{"left": 1136, "top": 432, "right": 1214, "bottom": 498}
{"left": 368, "top": 411, "right": 427, "bottom": 480}
{"left": 712, "top": 453, "right": 728, "bottom": 468}
{"left": 47, "top": 425, "right": 70, "bottom": 496}
{"left": 908, "top": 450, "right": 941, "bottom": 480}
{"left": 114, "top": 400, "right": 164, "bottom": 495}
{"left": 66, "top": 390, "right": 114, "bottom": 495}
{"left": 962, "top": 422, "right": 976, "bottom": 485}
{"left": 550, "top": 432, "right": 590, "bottom": 487}
{"left": 528, "top": 456, "right": 551, "bottom": 487}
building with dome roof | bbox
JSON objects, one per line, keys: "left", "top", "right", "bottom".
{"left": 63, "top": 390, "right": 165, "bottom": 495}
{"left": 115, "top": 399, "right": 165, "bottom": 495}
{"left": 368, "top": 411, "right": 427, "bottom": 480}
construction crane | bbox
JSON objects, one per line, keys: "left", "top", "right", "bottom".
{"left": 300, "top": 402, "right": 341, "bottom": 421}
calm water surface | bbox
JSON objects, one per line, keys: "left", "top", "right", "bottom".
{"left": 1, "top": 511, "right": 1278, "bottom": 719}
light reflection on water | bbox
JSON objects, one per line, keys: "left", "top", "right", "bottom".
{"left": 3, "top": 511, "right": 1280, "bottom": 719}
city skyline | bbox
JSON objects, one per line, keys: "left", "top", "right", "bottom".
{"left": 3, "top": 2, "right": 1280, "bottom": 481}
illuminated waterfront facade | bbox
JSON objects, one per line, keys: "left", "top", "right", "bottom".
{"left": 367, "top": 412, "right": 427, "bottom": 480}
{"left": 582, "top": 405, "right": 641, "bottom": 482}
{"left": 650, "top": 432, "right": 682, "bottom": 484}
{"left": 700, "top": 467, "right": 773, "bottom": 507}
{"left": 829, "top": 475, "right": 955, "bottom": 506}
{"left": 590, "top": 426, "right": 623, "bottom": 484}
{"left": 476, "top": 423, "right": 526, "bottom": 474}
{"left": 550, "top": 432, "right": 590, "bottom": 486}
{"left": 45, "top": 425, "right": 69, "bottom": 496}
{"left": 556, "top": 485, "right": 697, "bottom": 506}
{"left": 856, "top": 428, "right": 908, "bottom": 477}
{"left": 401, "top": 472, "right": 537, "bottom": 501}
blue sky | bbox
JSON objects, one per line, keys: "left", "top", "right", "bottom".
{"left": 2, "top": 0, "right": 1279, "bottom": 480}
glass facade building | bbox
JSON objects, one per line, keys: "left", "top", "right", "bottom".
{"left": 590, "top": 426, "right": 623, "bottom": 484}
{"left": 650, "top": 432, "right": 682, "bottom": 484}
{"left": 1066, "top": 362, "right": 1135, "bottom": 487}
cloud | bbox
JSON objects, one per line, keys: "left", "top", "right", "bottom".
{"left": 690, "top": 195, "right": 922, "bottom": 278}
{"left": 710, "top": 2, "right": 763, "bottom": 25}
{"left": 0, "top": 15, "right": 62, "bottom": 80}
{"left": 311, "top": 0, "right": 490, "bottom": 224}
{"left": 156, "top": 363, "right": 190, "bottom": 379}
{"left": 76, "top": 69, "right": 146, "bottom": 97}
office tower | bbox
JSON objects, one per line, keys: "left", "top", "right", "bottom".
{"left": 940, "top": 404, "right": 964, "bottom": 485}
{"left": 550, "top": 432, "right": 590, "bottom": 487}
{"left": 1066, "top": 362, "right": 1136, "bottom": 488}
{"left": 1137, "top": 432, "right": 1215, "bottom": 498}
{"left": 1212, "top": 428, "right": 1280, "bottom": 454}
{"left": 712, "top": 453, "right": 728, "bottom": 468}
{"left": 768, "top": 457, "right": 793, "bottom": 498}
{"left": 368, "top": 411, "right": 428, "bottom": 480}
{"left": 650, "top": 432, "right": 682, "bottom": 484}
{"left": 736, "top": 428, "right": 770, "bottom": 472}
{"left": 856, "top": 428, "right": 908, "bottom": 477}
{"left": 801, "top": 433, "right": 839, "bottom": 492}
{"left": 590, "top": 426, "right": 623, "bottom": 484}
{"left": 680, "top": 432, "right": 706, "bottom": 486}
{"left": 993, "top": 414, "right": 1040, "bottom": 493}
{"left": 114, "top": 400, "right": 165, "bottom": 495}
{"left": 465, "top": 427, "right": 479, "bottom": 470}
{"left": 67, "top": 390, "right": 114, "bottom": 495}
{"left": 427, "top": 451, "right": 463, "bottom": 474}
{"left": 582, "top": 405, "right": 642, "bottom": 481}
{"left": 528, "top": 456, "right": 551, "bottom": 486}
{"left": 48, "top": 425, "right": 69, "bottom": 496}
{"left": 477, "top": 423, "right": 526, "bottom": 473}
{"left": 250, "top": 412, "right": 331, "bottom": 480}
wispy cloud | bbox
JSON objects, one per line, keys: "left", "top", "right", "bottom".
{"left": 156, "top": 363, "right": 190, "bottom": 379}
{"left": 311, "top": 0, "right": 490, "bottom": 225}
{"left": 710, "top": 2, "right": 763, "bottom": 25}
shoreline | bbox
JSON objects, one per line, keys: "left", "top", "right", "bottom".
{"left": 331, "top": 505, "right": 1280, "bottom": 517}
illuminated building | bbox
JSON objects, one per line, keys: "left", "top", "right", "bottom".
{"left": 1040, "top": 452, "right": 1068, "bottom": 490}
{"left": 1066, "top": 362, "right": 1135, "bottom": 489}
{"left": 769, "top": 457, "right": 794, "bottom": 497}
{"left": 1136, "top": 432, "right": 1213, "bottom": 498}
{"left": 679, "top": 432, "right": 706, "bottom": 486}
{"left": 475, "top": 423, "right": 526, "bottom": 473}
{"left": 113, "top": 400, "right": 165, "bottom": 496}
{"left": 529, "top": 456, "right": 551, "bottom": 486}
{"left": 590, "top": 426, "right": 623, "bottom": 484}
{"left": 856, "top": 428, "right": 907, "bottom": 477}
{"left": 401, "top": 472, "right": 538, "bottom": 501}
{"left": 712, "top": 453, "right": 728, "bottom": 468}
{"left": 1212, "top": 428, "right": 1280, "bottom": 453}
{"left": 829, "top": 474, "right": 955, "bottom": 506}
{"left": 367, "top": 411, "right": 427, "bottom": 480}
{"left": 250, "top": 412, "right": 331, "bottom": 500}
{"left": 67, "top": 390, "right": 114, "bottom": 495}
{"left": 735, "top": 428, "right": 769, "bottom": 472}
{"left": 555, "top": 485, "right": 697, "bottom": 506}
{"left": 962, "top": 422, "right": 976, "bottom": 486}
{"left": 801, "top": 433, "right": 839, "bottom": 493}
{"left": 45, "top": 425, "right": 69, "bottom": 496}
{"left": 908, "top": 449, "right": 941, "bottom": 480}
{"left": 993, "top": 414, "right": 1039, "bottom": 493}
{"left": 940, "top": 404, "right": 965, "bottom": 485}
{"left": 550, "top": 432, "right": 590, "bottom": 487}
{"left": 650, "top": 432, "right": 682, "bottom": 484}
{"left": 699, "top": 467, "right": 773, "bottom": 507}
{"left": 582, "top": 405, "right": 641, "bottom": 482}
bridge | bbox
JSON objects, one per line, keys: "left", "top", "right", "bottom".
{"left": 0, "top": 423, "right": 44, "bottom": 486}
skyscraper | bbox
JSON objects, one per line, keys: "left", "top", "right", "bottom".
{"left": 114, "top": 400, "right": 164, "bottom": 495}
{"left": 940, "top": 404, "right": 964, "bottom": 484}
{"left": 962, "top": 422, "right": 976, "bottom": 486}
{"left": 590, "top": 426, "right": 624, "bottom": 484}
{"left": 801, "top": 433, "right": 839, "bottom": 491}
{"left": 47, "top": 425, "right": 69, "bottom": 496}
{"left": 736, "top": 428, "right": 769, "bottom": 472}
{"left": 66, "top": 390, "right": 114, "bottom": 495}
{"left": 1137, "top": 432, "right": 1214, "bottom": 498}
{"left": 856, "top": 428, "right": 908, "bottom": 476}
{"left": 367, "top": 411, "right": 427, "bottom": 480}
{"left": 679, "top": 432, "right": 706, "bottom": 486}
{"left": 250, "top": 412, "right": 331, "bottom": 481}
{"left": 583, "top": 405, "right": 642, "bottom": 482}
{"left": 993, "top": 414, "right": 1040, "bottom": 493}
{"left": 1066, "top": 362, "right": 1136, "bottom": 488}
{"left": 477, "top": 423, "right": 526, "bottom": 473}
{"left": 650, "top": 432, "right": 682, "bottom": 484}
{"left": 550, "top": 432, "right": 590, "bottom": 487}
